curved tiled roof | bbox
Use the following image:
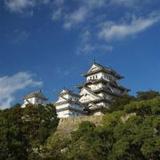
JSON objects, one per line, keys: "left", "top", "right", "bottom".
{"left": 83, "top": 62, "right": 124, "bottom": 79}
{"left": 59, "top": 89, "right": 80, "bottom": 97}
{"left": 24, "top": 90, "right": 47, "bottom": 100}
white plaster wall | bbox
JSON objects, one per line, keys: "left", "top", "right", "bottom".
{"left": 21, "top": 97, "right": 46, "bottom": 108}
{"left": 57, "top": 110, "right": 83, "bottom": 118}
{"left": 56, "top": 94, "right": 79, "bottom": 103}
{"left": 96, "top": 102, "right": 108, "bottom": 108}
{"left": 56, "top": 103, "right": 83, "bottom": 112}
{"left": 57, "top": 110, "right": 70, "bottom": 118}
{"left": 86, "top": 72, "right": 105, "bottom": 81}
{"left": 56, "top": 103, "right": 69, "bottom": 110}
{"left": 88, "top": 83, "right": 105, "bottom": 91}
{"left": 57, "top": 94, "right": 71, "bottom": 103}
{"left": 87, "top": 72, "right": 117, "bottom": 82}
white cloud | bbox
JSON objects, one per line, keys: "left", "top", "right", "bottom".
{"left": 5, "top": 0, "right": 35, "bottom": 12}
{"left": 83, "top": 0, "right": 107, "bottom": 9}
{"left": 54, "top": 0, "right": 64, "bottom": 6}
{"left": 111, "top": 0, "right": 138, "bottom": 7}
{"left": 42, "top": 0, "right": 50, "bottom": 4}
{"left": 77, "top": 43, "right": 113, "bottom": 55}
{"left": 4, "top": 0, "right": 160, "bottom": 55}
{"left": 111, "top": 0, "right": 154, "bottom": 8}
{"left": 0, "top": 72, "right": 42, "bottom": 109}
{"left": 52, "top": 0, "right": 107, "bottom": 29}
{"left": 99, "top": 15, "right": 160, "bottom": 41}
{"left": 4, "top": 0, "right": 50, "bottom": 13}
{"left": 52, "top": 8, "right": 62, "bottom": 21}
{"left": 63, "top": 7, "right": 88, "bottom": 29}
{"left": 76, "top": 30, "right": 113, "bottom": 55}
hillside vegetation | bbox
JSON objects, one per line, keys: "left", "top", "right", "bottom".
{"left": 0, "top": 90, "right": 160, "bottom": 160}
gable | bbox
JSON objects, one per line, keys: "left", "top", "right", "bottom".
{"left": 87, "top": 64, "right": 102, "bottom": 74}
{"left": 79, "top": 87, "right": 100, "bottom": 103}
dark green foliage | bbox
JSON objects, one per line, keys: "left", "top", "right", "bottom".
{"left": 124, "top": 97, "right": 160, "bottom": 116}
{"left": 1, "top": 90, "right": 160, "bottom": 160}
{"left": 0, "top": 107, "right": 28, "bottom": 160}
{"left": 136, "top": 90, "right": 160, "bottom": 100}
{"left": 0, "top": 104, "right": 58, "bottom": 160}
{"left": 45, "top": 91, "right": 160, "bottom": 160}
{"left": 22, "top": 104, "right": 58, "bottom": 146}
{"left": 109, "top": 94, "right": 135, "bottom": 112}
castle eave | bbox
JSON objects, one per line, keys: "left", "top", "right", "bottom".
{"left": 83, "top": 65, "right": 123, "bottom": 79}
{"left": 56, "top": 106, "right": 86, "bottom": 114}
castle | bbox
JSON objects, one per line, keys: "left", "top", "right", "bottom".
{"left": 21, "top": 90, "right": 48, "bottom": 108}
{"left": 22, "top": 62, "right": 129, "bottom": 118}
{"left": 55, "top": 62, "right": 129, "bottom": 118}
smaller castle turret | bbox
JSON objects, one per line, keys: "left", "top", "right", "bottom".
{"left": 21, "top": 90, "right": 47, "bottom": 108}
{"left": 55, "top": 89, "right": 86, "bottom": 118}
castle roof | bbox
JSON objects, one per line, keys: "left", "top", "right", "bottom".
{"left": 83, "top": 62, "right": 123, "bottom": 79}
{"left": 77, "top": 79, "right": 130, "bottom": 92}
{"left": 24, "top": 90, "right": 48, "bottom": 100}
{"left": 59, "top": 89, "right": 80, "bottom": 97}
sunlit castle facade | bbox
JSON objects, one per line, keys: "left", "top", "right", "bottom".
{"left": 55, "top": 62, "right": 130, "bottom": 118}
{"left": 55, "top": 89, "right": 86, "bottom": 118}
{"left": 21, "top": 90, "right": 48, "bottom": 108}
{"left": 78, "top": 62, "right": 130, "bottom": 115}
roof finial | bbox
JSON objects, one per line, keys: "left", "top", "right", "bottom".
{"left": 63, "top": 86, "right": 67, "bottom": 91}
{"left": 93, "top": 57, "right": 96, "bottom": 64}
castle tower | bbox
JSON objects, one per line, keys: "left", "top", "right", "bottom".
{"left": 55, "top": 89, "right": 86, "bottom": 118}
{"left": 21, "top": 90, "right": 48, "bottom": 108}
{"left": 78, "top": 62, "right": 130, "bottom": 115}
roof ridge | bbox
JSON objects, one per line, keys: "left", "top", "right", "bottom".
{"left": 24, "top": 90, "right": 47, "bottom": 100}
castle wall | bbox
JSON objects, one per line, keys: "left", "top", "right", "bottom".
{"left": 56, "top": 115, "right": 103, "bottom": 135}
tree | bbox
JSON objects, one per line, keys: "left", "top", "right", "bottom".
{"left": 109, "top": 95, "right": 135, "bottom": 112}
{"left": 0, "top": 104, "right": 58, "bottom": 160}
{"left": 0, "top": 107, "right": 29, "bottom": 160}
{"left": 22, "top": 104, "right": 59, "bottom": 147}
{"left": 136, "top": 90, "right": 160, "bottom": 101}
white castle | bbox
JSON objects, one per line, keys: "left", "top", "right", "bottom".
{"left": 21, "top": 62, "right": 129, "bottom": 118}
{"left": 21, "top": 90, "right": 47, "bottom": 108}
{"left": 55, "top": 62, "right": 129, "bottom": 118}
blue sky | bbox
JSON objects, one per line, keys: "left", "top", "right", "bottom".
{"left": 0, "top": 0, "right": 160, "bottom": 108}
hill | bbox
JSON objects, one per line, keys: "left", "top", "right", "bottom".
{"left": 0, "top": 90, "right": 160, "bottom": 160}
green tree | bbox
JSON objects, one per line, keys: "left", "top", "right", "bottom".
{"left": 0, "top": 107, "right": 28, "bottom": 160}
{"left": 136, "top": 90, "right": 160, "bottom": 100}
{"left": 0, "top": 104, "right": 58, "bottom": 160}
{"left": 22, "top": 104, "right": 58, "bottom": 147}
{"left": 109, "top": 95, "right": 135, "bottom": 112}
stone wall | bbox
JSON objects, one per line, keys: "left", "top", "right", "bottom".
{"left": 56, "top": 115, "right": 103, "bottom": 136}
